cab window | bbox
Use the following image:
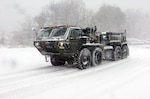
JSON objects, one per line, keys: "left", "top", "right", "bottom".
{"left": 70, "top": 29, "right": 81, "bottom": 39}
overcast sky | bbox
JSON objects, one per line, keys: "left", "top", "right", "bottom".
{"left": 0, "top": 0, "right": 150, "bottom": 32}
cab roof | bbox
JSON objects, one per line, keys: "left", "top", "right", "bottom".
{"left": 41, "top": 25, "right": 81, "bottom": 29}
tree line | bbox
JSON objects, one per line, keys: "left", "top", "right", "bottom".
{"left": 1, "top": 0, "right": 150, "bottom": 47}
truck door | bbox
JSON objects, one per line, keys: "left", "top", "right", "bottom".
{"left": 69, "top": 29, "right": 81, "bottom": 53}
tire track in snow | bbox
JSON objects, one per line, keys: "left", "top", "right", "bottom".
{"left": 0, "top": 57, "right": 132, "bottom": 87}
{"left": 0, "top": 65, "right": 77, "bottom": 84}
{"left": 0, "top": 67, "right": 78, "bottom": 94}
{"left": 0, "top": 58, "right": 133, "bottom": 98}
{"left": 75, "top": 63, "right": 150, "bottom": 99}
{"left": 64, "top": 58, "right": 150, "bottom": 99}
{"left": 0, "top": 55, "right": 141, "bottom": 99}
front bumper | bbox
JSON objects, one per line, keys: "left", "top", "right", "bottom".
{"left": 34, "top": 40, "right": 73, "bottom": 56}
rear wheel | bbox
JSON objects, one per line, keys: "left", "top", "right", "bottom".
{"left": 113, "top": 46, "right": 122, "bottom": 61}
{"left": 78, "top": 48, "right": 91, "bottom": 69}
{"left": 92, "top": 48, "right": 102, "bottom": 66}
{"left": 122, "top": 45, "right": 129, "bottom": 59}
{"left": 51, "top": 57, "right": 65, "bottom": 66}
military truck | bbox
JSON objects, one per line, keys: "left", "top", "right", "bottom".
{"left": 33, "top": 25, "right": 129, "bottom": 69}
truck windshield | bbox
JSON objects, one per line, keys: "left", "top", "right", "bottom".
{"left": 38, "top": 28, "right": 52, "bottom": 38}
{"left": 50, "top": 27, "right": 67, "bottom": 38}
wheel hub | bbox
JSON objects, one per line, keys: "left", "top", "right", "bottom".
{"left": 82, "top": 56, "right": 89, "bottom": 65}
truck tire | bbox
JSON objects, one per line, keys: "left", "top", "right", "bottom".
{"left": 92, "top": 48, "right": 102, "bottom": 66}
{"left": 122, "top": 45, "right": 129, "bottom": 59}
{"left": 78, "top": 48, "right": 91, "bottom": 69}
{"left": 113, "top": 46, "right": 121, "bottom": 61}
{"left": 51, "top": 57, "right": 65, "bottom": 66}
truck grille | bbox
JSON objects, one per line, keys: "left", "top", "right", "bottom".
{"left": 40, "top": 41, "right": 59, "bottom": 53}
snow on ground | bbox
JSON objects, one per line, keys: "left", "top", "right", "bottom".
{"left": 0, "top": 42, "right": 150, "bottom": 99}
{"left": 0, "top": 47, "right": 50, "bottom": 75}
{"left": 127, "top": 38, "right": 150, "bottom": 45}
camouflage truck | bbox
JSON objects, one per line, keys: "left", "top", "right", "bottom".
{"left": 33, "top": 25, "right": 129, "bottom": 69}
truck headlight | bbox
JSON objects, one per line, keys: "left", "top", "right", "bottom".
{"left": 60, "top": 42, "right": 63, "bottom": 46}
{"left": 35, "top": 42, "right": 40, "bottom": 46}
{"left": 58, "top": 42, "right": 64, "bottom": 49}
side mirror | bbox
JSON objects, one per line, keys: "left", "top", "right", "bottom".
{"left": 32, "top": 27, "right": 35, "bottom": 31}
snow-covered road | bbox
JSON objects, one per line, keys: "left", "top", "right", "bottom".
{"left": 0, "top": 45, "right": 150, "bottom": 99}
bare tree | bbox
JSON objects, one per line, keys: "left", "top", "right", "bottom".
{"left": 0, "top": 32, "right": 5, "bottom": 46}
{"left": 34, "top": 12, "right": 47, "bottom": 29}
{"left": 12, "top": 16, "right": 35, "bottom": 46}
{"left": 36, "top": 0, "right": 87, "bottom": 26}
{"left": 92, "top": 4, "right": 126, "bottom": 32}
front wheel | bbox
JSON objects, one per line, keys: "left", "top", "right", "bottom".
{"left": 51, "top": 57, "right": 65, "bottom": 66}
{"left": 92, "top": 48, "right": 102, "bottom": 66}
{"left": 78, "top": 48, "right": 92, "bottom": 69}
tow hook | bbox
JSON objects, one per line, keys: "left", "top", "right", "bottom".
{"left": 45, "top": 55, "right": 50, "bottom": 62}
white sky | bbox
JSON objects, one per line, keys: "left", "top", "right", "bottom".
{"left": 0, "top": 0, "right": 150, "bottom": 32}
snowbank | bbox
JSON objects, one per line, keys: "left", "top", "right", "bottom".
{"left": 127, "top": 38, "right": 150, "bottom": 45}
{"left": 0, "top": 47, "right": 50, "bottom": 75}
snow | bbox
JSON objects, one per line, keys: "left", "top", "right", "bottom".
{"left": 0, "top": 47, "right": 50, "bottom": 75}
{"left": 0, "top": 44, "right": 150, "bottom": 99}
{"left": 127, "top": 38, "right": 150, "bottom": 45}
